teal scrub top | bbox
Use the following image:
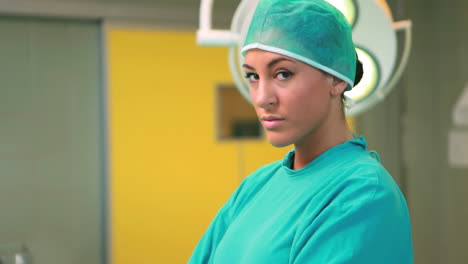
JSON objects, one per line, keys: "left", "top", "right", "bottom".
{"left": 189, "top": 137, "right": 413, "bottom": 263}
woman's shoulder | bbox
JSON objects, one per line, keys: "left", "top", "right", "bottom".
{"left": 341, "top": 151, "right": 396, "bottom": 188}
{"left": 322, "top": 152, "right": 408, "bottom": 217}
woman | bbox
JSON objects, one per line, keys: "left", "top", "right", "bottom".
{"left": 189, "top": 0, "right": 413, "bottom": 263}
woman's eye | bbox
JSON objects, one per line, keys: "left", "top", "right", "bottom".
{"left": 276, "top": 71, "right": 292, "bottom": 80}
{"left": 244, "top": 73, "right": 259, "bottom": 82}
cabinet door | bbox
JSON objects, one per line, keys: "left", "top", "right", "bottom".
{"left": 0, "top": 17, "right": 107, "bottom": 264}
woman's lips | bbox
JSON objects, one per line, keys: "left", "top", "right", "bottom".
{"left": 261, "top": 116, "right": 285, "bottom": 129}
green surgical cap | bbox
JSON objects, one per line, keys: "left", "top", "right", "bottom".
{"left": 241, "top": 0, "right": 357, "bottom": 91}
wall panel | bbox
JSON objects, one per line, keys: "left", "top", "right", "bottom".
{"left": 0, "top": 17, "right": 105, "bottom": 264}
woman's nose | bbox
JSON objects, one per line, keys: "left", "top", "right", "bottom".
{"left": 252, "top": 81, "right": 278, "bottom": 109}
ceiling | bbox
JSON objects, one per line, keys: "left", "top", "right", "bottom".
{"left": 0, "top": 0, "right": 243, "bottom": 29}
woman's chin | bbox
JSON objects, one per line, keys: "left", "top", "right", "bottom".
{"left": 266, "top": 133, "right": 293, "bottom": 148}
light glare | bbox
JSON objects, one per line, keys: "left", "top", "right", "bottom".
{"left": 345, "top": 48, "right": 379, "bottom": 102}
{"left": 325, "top": 0, "right": 357, "bottom": 25}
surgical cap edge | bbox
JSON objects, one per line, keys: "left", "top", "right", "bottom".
{"left": 241, "top": 43, "right": 354, "bottom": 89}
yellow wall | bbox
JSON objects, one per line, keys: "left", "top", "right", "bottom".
{"left": 107, "top": 28, "right": 289, "bottom": 263}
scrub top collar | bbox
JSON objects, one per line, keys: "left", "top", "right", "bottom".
{"left": 282, "top": 136, "right": 369, "bottom": 176}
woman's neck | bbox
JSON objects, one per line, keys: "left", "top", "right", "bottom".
{"left": 292, "top": 113, "right": 352, "bottom": 170}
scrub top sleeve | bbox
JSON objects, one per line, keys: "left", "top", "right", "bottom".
{"left": 188, "top": 204, "right": 230, "bottom": 264}
{"left": 290, "top": 173, "right": 413, "bottom": 264}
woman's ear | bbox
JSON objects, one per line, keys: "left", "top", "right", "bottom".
{"left": 330, "top": 77, "right": 347, "bottom": 96}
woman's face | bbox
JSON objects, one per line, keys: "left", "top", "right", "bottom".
{"left": 243, "top": 49, "right": 338, "bottom": 147}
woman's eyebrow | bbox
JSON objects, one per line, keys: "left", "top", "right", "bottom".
{"left": 242, "top": 57, "right": 295, "bottom": 71}
{"left": 242, "top": 64, "right": 255, "bottom": 70}
{"left": 267, "top": 58, "right": 295, "bottom": 68}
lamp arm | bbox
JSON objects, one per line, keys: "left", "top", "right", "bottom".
{"left": 199, "top": 0, "right": 213, "bottom": 31}
{"left": 376, "top": 20, "right": 413, "bottom": 100}
{"left": 197, "top": 0, "right": 239, "bottom": 46}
